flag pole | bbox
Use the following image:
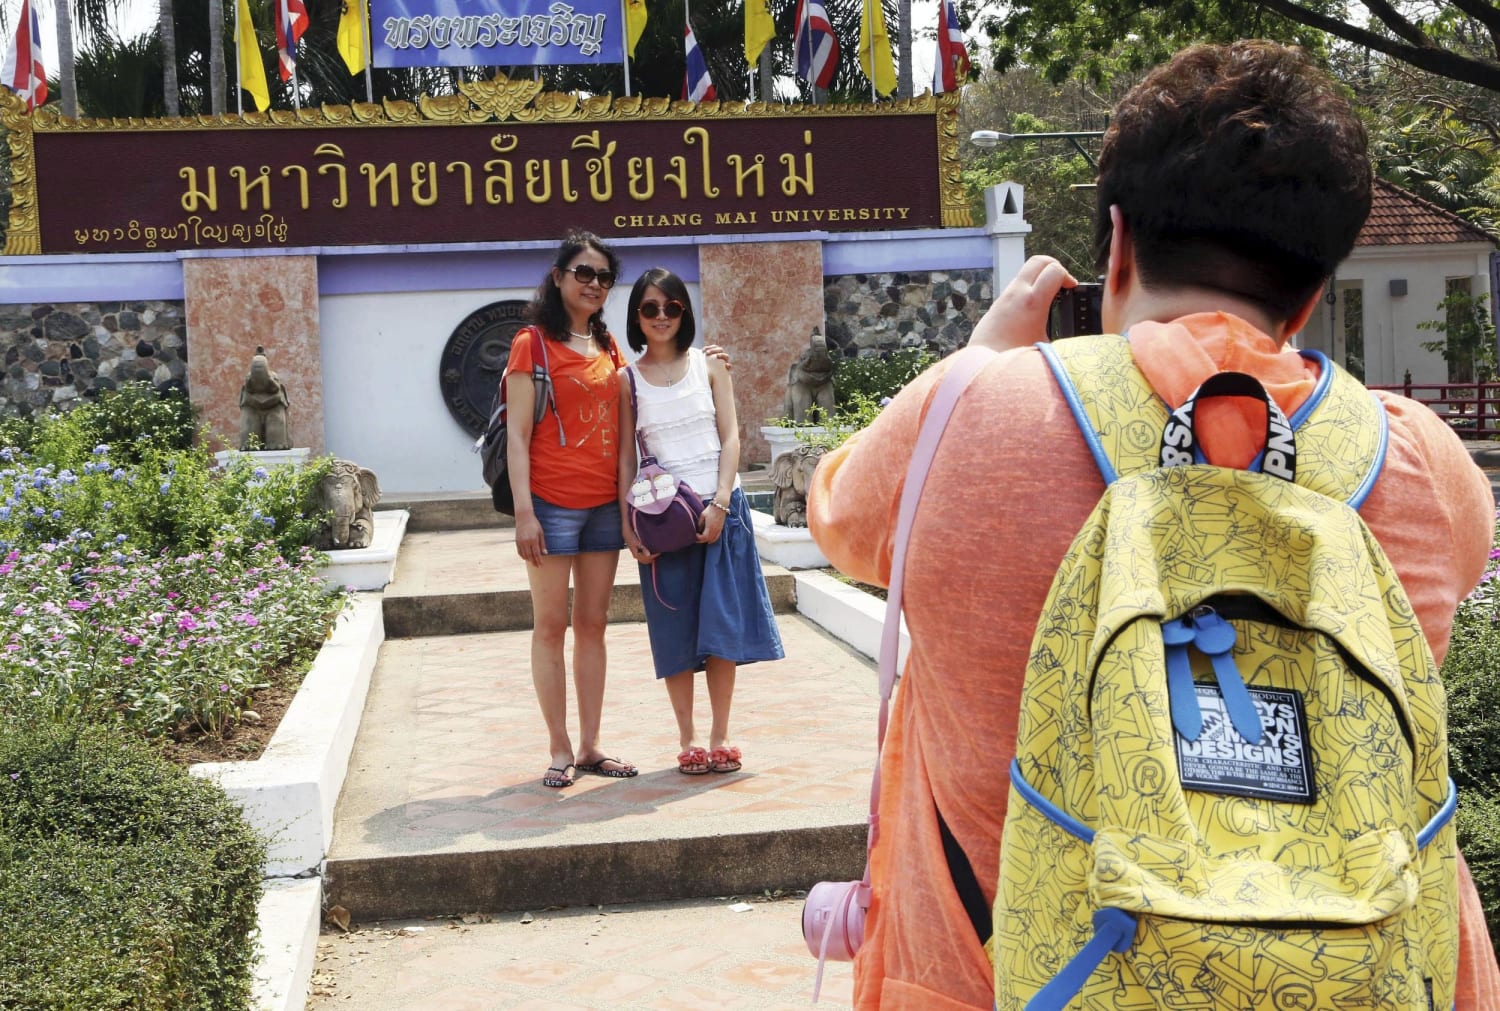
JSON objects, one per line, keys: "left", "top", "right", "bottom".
{"left": 620, "top": 0, "right": 631, "bottom": 96}
{"left": 866, "top": 0, "right": 874, "bottom": 102}
{"left": 362, "top": 0, "right": 374, "bottom": 103}
{"left": 234, "top": 0, "right": 244, "bottom": 115}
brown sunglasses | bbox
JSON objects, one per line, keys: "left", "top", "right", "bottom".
{"left": 639, "top": 300, "right": 686, "bottom": 320}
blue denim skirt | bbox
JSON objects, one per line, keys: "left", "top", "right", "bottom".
{"left": 637, "top": 487, "right": 785, "bottom": 679}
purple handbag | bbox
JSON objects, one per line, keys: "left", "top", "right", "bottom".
{"left": 626, "top": 369, "right": 705, "bottom": 558}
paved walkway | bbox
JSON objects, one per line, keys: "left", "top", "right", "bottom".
{"left": 315, "top": 515, "right": 877, "bottom": 1007}
{"left": 305, "top": 895, "right": 853, "bottom": 1010}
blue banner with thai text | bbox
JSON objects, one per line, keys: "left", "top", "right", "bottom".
{"left": 370, "top": 0, "right": 624, "bottom": 68}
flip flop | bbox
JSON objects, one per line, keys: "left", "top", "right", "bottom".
{"left": 576, "top": 756, "right": 639, "bottom": 778}
{"left": 708, "top": 746, "right": 742, "bottom": 774}
{"left": 542, "top": 763, "right": 576, "bottom": 788}
{"left": 677, "top": 747, "right": 710, "bottom": 775}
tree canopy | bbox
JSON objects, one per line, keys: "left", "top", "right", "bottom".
{"left": 982, "top": 0, "right": 1500, "bottom": 93}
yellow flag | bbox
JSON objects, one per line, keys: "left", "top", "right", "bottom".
{"left": 337, "top": 0, "right": 368, "bottom": 75}
{"left": 859, "top": 0, "right": 896, "bottom": 96}
{"left": 236, "top": 0, "right": 270, "bottom": 112}
{"left": 744, "top": 0, "right": 774, "bottom": 68}
{"left": 625, "top": 0, "right": 647, "bottom": 59}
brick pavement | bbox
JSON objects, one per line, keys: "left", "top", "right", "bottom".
{"left": 305, "top": 894, "right": 852, "bottom": 1010}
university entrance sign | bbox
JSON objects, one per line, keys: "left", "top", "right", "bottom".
{"left": 0, "top": 80, "right": 971, "bottom": 256}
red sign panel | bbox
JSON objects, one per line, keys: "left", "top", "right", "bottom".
{"left": 28, "top": 111, "right": 950, "bottom": 254}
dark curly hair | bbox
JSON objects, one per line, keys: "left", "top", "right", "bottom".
{"left": 1094, "top": 41, "right": 1371, "bottom": 321}
{"left": 526, "top": 230, "right": 621, "bottom": 348}
{"left": 624, "top": 268, "right": 697, "bottom": 353}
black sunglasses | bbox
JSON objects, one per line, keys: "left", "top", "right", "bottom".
{"left": 560, "top": 264, "right": 617, "bottom": 289}
{"left": 639, "top": 299, "right": 685, "bottom": 320}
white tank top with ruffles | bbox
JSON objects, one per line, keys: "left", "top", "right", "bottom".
{"left": 628, "top": 348, "right": 738, "bottom": 499}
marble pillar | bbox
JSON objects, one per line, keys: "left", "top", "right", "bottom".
{"left": 183, "top": 255, "right": 325, "bottom": 455}
{"left": 697, "top": 240, "right": 824, "bottom": 466}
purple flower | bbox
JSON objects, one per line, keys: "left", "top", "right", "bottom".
{"left": 65, "top": 600, "right": 88, "bottom": 611}
{"left": 120, "top": 656, "right": 135, "bottom": 666}
{"left": 177, "top": 614, "right": 198, "bottom": 632}
{"left": 121, "top": 633, "right": 141, "bottom": 646}
{"left": 219, "top": 683, "right": 230, "bottom": 692}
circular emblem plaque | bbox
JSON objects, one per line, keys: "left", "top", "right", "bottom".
{"left": 440, "top": 299, "right": 530, "bottom": 438}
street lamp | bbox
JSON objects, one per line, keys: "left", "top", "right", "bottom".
{"left": 969, "top": 129, "right": 1105, "bottom": 167}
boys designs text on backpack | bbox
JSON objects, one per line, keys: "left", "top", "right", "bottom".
{"left": 474, "top": 327, "right": 562, "bottom": 516}
{"left": 992, "top": 335, "right": 1458, "bottom": 1010}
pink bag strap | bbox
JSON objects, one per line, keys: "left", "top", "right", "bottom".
{"left": 866, "top": 347, "right": 996, "bottom": 863}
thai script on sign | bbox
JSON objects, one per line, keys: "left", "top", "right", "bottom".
{"left": 73, "top": 215, "right": 290, "bottom": 250}
{"left": 174, "top": 127, "right": 817, "bottom": 215}
{"left": 370, "top": 0, "right": 623, "bottom": 67}
{"left": 383, "top": 5, "right": 608, "bottom": 57}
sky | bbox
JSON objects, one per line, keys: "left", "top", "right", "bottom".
{"left": 4, "top": 0, "right": 942, "bottom": 102}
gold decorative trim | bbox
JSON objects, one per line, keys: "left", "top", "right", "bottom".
{"left": 1, "top": 92, "right": 40, "bottom": 254}
{"left": 29, "top": 75, "right": 943, "bottom": 131}
{"left": 8, "top": 78, "right": 972, "bottom": 250}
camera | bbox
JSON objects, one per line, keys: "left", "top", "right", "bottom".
{"left": 802, "top": 878, "right": 869, "bottom": 961}
{"left": 1048, "top": 282, "right": 1104, "bottom": 339}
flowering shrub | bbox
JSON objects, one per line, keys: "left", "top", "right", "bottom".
{"left": 0, "top": 442, "right": 329, "bottom": 562}
{"left": 0, "top": 534, "right": 340, "bottom": 737}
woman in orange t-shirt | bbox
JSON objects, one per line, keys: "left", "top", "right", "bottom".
{"left": 505, "top": 231, "right": 639, "bottom": 789}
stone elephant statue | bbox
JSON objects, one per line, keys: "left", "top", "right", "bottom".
{"left": 313, "top": 460, "right": 381, "bottom": 550}
{"left": 771, "top": 444, "right": 827, "bottom": 528}
{"left": 783, "top": 329, "right": 836, "bottom": 424}
{"left": 238, "top": 346, "right": 291, "bottom": 451}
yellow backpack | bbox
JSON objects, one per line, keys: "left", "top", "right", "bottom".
{"left": 993, "top": 336, "right": 1459, "bottom": 1010}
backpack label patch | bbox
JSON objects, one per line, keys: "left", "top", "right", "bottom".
{"left": 1175, "top": 684, "right": 1315, "bottom": 803}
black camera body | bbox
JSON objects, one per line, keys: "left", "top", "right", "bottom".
{"left": 1048, "top": 282, "right": 1104, "bottom": 339}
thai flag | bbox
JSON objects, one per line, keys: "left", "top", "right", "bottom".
{"left": 933, "top": 0, "right": 969, "bottom": 94}
{"left": 3, "top": 0, "right": 47, "bottom": 111}
{"left": 275, "top": 0, "right": 311, "bottom": 82}
{"left": 793, "top": 0, "right": 838, "bottom": 90}
{"left": 683, "top": 24, "right": 716, "bottom": 103}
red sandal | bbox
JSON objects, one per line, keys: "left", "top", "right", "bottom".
{"left": 708, "top": 746, "right": 742, "bottom": 774}
{"left": 677, "top": 747, "right": 710, "bottom": 775}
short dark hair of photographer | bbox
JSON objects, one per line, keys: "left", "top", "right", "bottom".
{"left": 527, "top": 230, "right": 622, "bottom": 347}
{"left": 624, "top": 267, "right": 698, "bottom": 353}
{"left": 1093, "top": 41, "right": 1371, "bottom": 323}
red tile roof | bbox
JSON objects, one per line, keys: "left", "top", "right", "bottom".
{"left": 1359, "top": 178, "right": 1494, "bottom": 247}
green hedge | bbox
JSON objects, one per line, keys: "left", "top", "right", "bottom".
{"left": 1443, "top": 568, "right": 1500, "bottom": 948}
{"left": 0, "top": 721, "right": 266, "bottom": 1010}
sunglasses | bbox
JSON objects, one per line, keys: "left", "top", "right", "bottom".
{"left": 639, "top": 300, "right": 686, "bottom": 320}
{"left": 559, "top": 264, "right": 617, "bottom": 289}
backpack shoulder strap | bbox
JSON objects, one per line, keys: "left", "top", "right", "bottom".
{"left": 1039, "top": 336, "right": 1388, "bottom": 506}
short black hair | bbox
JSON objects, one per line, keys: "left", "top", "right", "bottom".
{"left": 624, "top": 267, "right": 697, "bottom": 353}
{"left": 526, "top": 230, "right": 621, "bottom": 346}
{"left": 1094, "top": 41, "right": 1372, "bottom": 322}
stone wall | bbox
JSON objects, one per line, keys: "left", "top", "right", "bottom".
{"left": 0, "top": 302, "right": 188, "bottom": 416}
{"left": 823, "top": 269, "right": 994, "bottom": 359}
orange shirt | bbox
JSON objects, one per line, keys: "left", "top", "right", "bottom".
{"left": 504, "top": 326, "right": 623, "bottom": 510}
{"left": 808, "top": 314, "right": 1500, "bottom": 1010}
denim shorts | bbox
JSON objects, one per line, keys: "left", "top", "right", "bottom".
{"left": 531, "top": 495, "right": 625, "bottom": 556}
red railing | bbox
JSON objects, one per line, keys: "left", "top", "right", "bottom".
{"left": 1367, "top": 377, "right": 1500, "bottom": 438}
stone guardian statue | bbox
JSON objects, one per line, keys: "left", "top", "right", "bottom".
{"left": 238, "top": 346, "right": 291, "bottom": 451}
{"left": 783, "top": 329, "right": 837, "bottom": 424}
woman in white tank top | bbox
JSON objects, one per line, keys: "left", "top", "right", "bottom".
{"left": 618, "top": 268, "right": 785, "bottom": 775}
